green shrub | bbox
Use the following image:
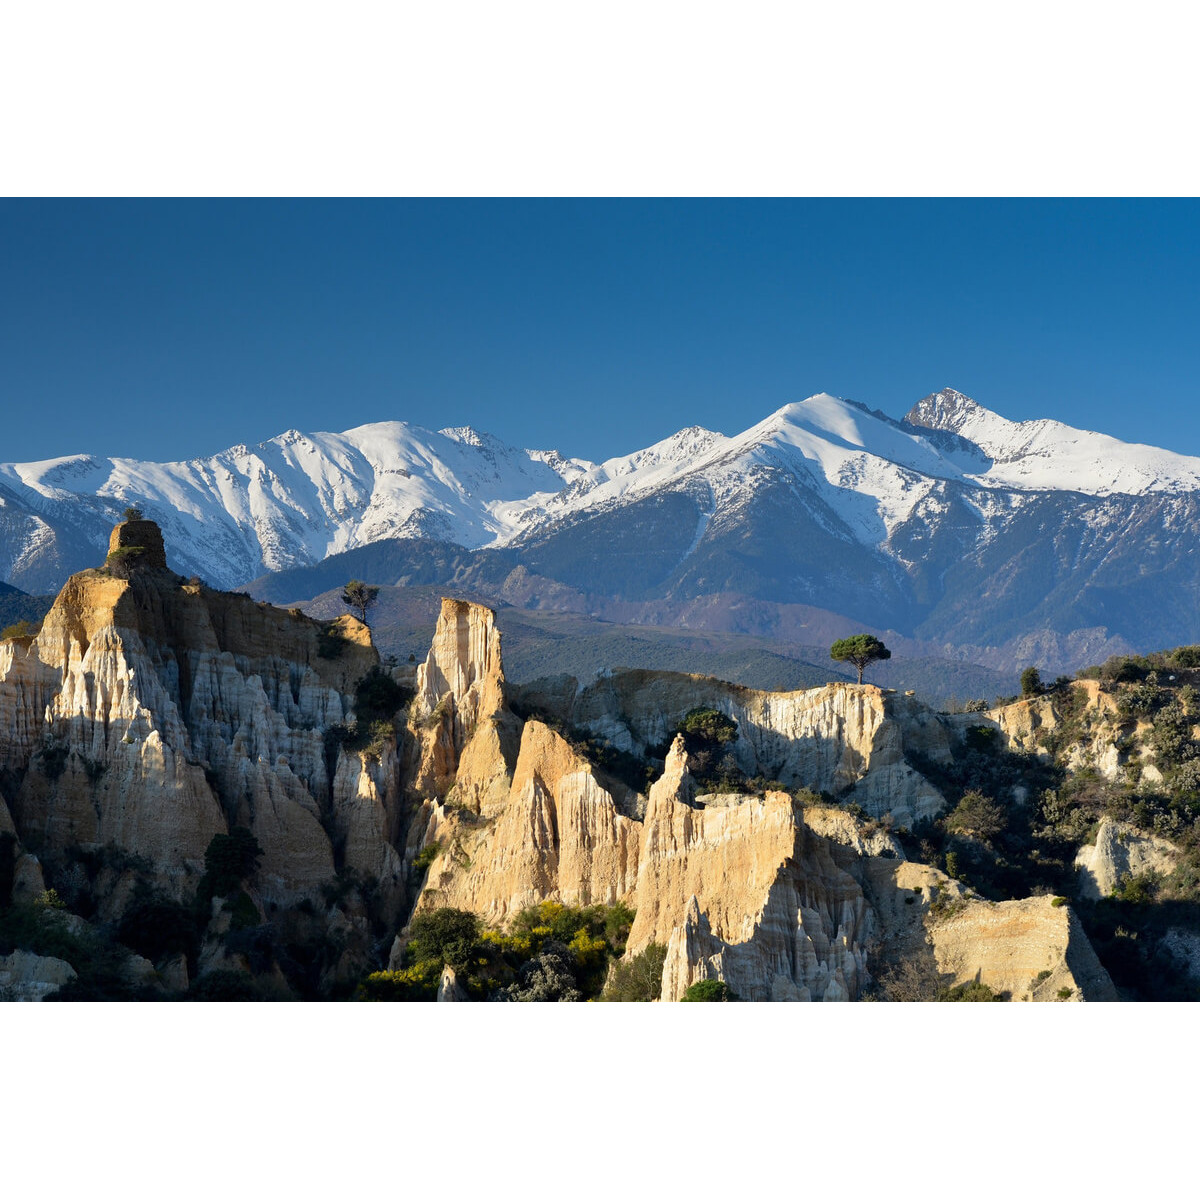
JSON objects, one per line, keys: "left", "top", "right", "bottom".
{"left": 34, "top": 888, "right": 67, "bottom": 911}
{"left": 937, "top": 980, "right": 1005, "bottom": 1001}
{"left": 1117, "top": 681, "right": 1163, "bottom": 718}
{"left": 1112, "top": 871, "right": 1156, "bottom": 904}
{"left": 1172, "top": 646, "right": 1200, "bottom": 668}
{"left": 1051, "top": 895, "right": 1068, "bottom": 907}
{"left": 412, "top": 841, "right": 441, "bottom": 875}
{"left": 681, "top": 979, "right": 734, "bottom": 1002}
{"left": 0, "top": 619, "right": 40, "bottom": 640}
{"left": 964, "top": 724, "right": 999, "bottom": 753}
{"left": 497, "top": 940, "right": 582, "bottom": 1002}
{"left": 601, "top": 943, "right": 668, "bottom": 1002}
{"left": 1020, "top": 667, "right": 1042, "bottom": 697}
{"left": 678, "top": 707, "right": 738, "bottom": 747}
{"left": 944, "top": 789, "right": 1008, "bottom": 844}
{"left": 355, "top": 961, "right": 441, "bottom": 1001}
{"left": 406, "top": 907, "right": 481, "bottom": 971}
{"left": 202, "top": 828, "right": 263, "bottom": 898}
{"left": 1057, "top": 986, "right": 1073, "bottom": 1000}
{"left": 354, "top": 667, "right": 412, "bottom": 724}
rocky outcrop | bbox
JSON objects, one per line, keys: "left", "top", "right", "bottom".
{"left": 410, "top": 599, "right": 518, "bottom": 813}
{"left": 107, "top": 518, "right": 168, "bottom": 570}
{"left": 437, "top": 965, "right": 468, "bottom": 1001}
{"left": 514, "top": 672, "right": 949, "bottom": 826}
{"left": 930, "top": 896, "right": 1118, "bottom": 1001}
{"left": 632, "top": 737, "right": 872, "bottom": 1001}
{"left": 0, "top": 520, "right": 399, "bottom": 912}
{"left": 0, "top": 949, "right": 77, "bottom": 1001}
{"left": 415, "top": 718, "right": 640, "bottom": 920}
{"left": 1074, "top": 818, "right": 1178, "bottom": 900}
{"left": 990, "top": 681, "right": 1149, "bottom": 780}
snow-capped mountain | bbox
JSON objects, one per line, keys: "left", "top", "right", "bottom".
{"left": 907, "top": 387, "right": 1200, "bottom": 496}
{"left": 6, "top": 387, "right": 1200, "bottom": 675}
{"left": 0, "top": 421, "right": 592, "bottom": 592}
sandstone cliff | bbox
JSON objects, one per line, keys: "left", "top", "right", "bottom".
{"left": 639, "top": 739, "right": 872, "bottom": 1001}
{"left": 0, "top": 519, "right": 407, "bottom": 930}
{"left": 410, "top": 598, "right": 520, "bottom": 815}
{"left": 930, "top": 896, "right": 1118, "bottom": 1001}
{"left": 1074, "top": 818, "right": 1178, "bottom": 900}
{"left": 2, "top": 565, "right": 1131, "bottom": 1002}
{"left": 401, "top": 608, "right": 1127, "bottom": 1002}
{"left": 514, "top": 671, "right": 950, "bottom": 826}
{"left": 989, "top": 680, "right": 1161, "bottom": 781}
{"left": 413, "top": 718, "right": 641, "bottom": 921}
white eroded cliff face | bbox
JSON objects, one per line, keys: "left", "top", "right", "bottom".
{"left": 0, "top": 522, "right": 403, "bottom": 909}
{"left": 516, "top": 672, "right": 950, "bottom": 826}
{"left": 633, "top": 737, "right": 872, "bottom": 1001}
{"left": 414, "top": 718, "right": 641, "bottom": 921}
{"left": 1074, "top": 818, "right": 1178, "bottom": 901}
{"left": 411, "top": 598, "right": 515, "bottom": 810}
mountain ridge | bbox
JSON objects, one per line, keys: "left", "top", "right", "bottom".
{"left": 4, "top": 387, "right": 1199, "bottom": 676}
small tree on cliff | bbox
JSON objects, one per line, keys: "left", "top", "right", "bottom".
{"left": 830, "top": 634, "right": 891, "bottom": 684}
{"left": 342, "top": 580, "right": 380, "bottom": 626}
{"left": 1020, "top": 666, "right": 1042, "bottom": 697}
{"left": 122, "top": 505, "right": 143, "bottom": 522}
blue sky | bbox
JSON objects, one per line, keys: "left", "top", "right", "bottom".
{"left": 3, "top": 199, "right": 1199, "bottom": 465}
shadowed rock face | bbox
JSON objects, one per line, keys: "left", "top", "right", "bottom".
{"left": 1074, "top": 818, "right": 1178, "bottom": 901}
{"left": 0, "top": 521, "right": 406, "bottom": 918}
{"left": 515, "top": 670, "right": 951, "bottom": 827}
{"left": 107, "top": 519, "right": 167, "bottom": 570}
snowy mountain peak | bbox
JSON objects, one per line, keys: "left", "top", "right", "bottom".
{"left": 905, "top": 387, "right": 992, "bottom": 436}
{"left": 438, "top": 426, "right": 489, "bottom": 448}
{"left": 907, "top": 387, "right": 1200, "bottom": 496}
{"left": 7, "top": 386, "right": 1200, "bottom": 596}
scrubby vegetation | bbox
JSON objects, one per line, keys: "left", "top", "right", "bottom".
{"left": 0, "top": 618, "right": 41, "bottom": 640}
{"left": 898, "top": 644, "right": 1200, "bottom": 999}
{"left": 356, "top": 900, "right": 638, "bottom": 1002}
{"left": 600, "top": 942, "right": 667, "bottom": 1001}
{"left": 323, "top": 668, "right": 414, "bottom": 764}
{"left": 681, "top": 978, "right": 734, "bottom": 1002}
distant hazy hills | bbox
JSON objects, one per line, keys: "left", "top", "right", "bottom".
{"left": 6, "top": 386, "right": 1200, "bottom": 676}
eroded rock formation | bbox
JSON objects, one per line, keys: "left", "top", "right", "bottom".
{"left": 930, "top": 896, "right": 1118, "bottom": 1001}
{"left": 1, "top": 562, "right": 1127, "bottom": 1002}
{"left": 1074, "top": 818, "right": 1178, "bottom": 900}
{"left": 0, "top": 519, "right": 405, "bottom": 925}
{"left": 514, "top": 671, "right": 950, "bottom": 826}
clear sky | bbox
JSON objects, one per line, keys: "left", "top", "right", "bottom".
{"left": 3, "top": 198, "right": 1199, "bottom": 466}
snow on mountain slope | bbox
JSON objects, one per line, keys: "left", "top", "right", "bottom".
{"left": 515, "top": 393, "right": 977, "bottom": 550}
{"left": 5, "top": 386, "right": 1200, "bottom": 596}
{"left": 0, "top": 422, "right": 593, "bottom": 589}
{"left": 908, "top": 388, "right": 1200, "bottom": 496}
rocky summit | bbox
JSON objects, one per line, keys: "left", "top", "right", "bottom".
{"left": 10, "top": 514, "right": 1199, "bottom": 1002}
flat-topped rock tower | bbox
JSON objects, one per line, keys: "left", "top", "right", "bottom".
{"left": 107, "top": 517, "right": 168, "bottom": 569}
